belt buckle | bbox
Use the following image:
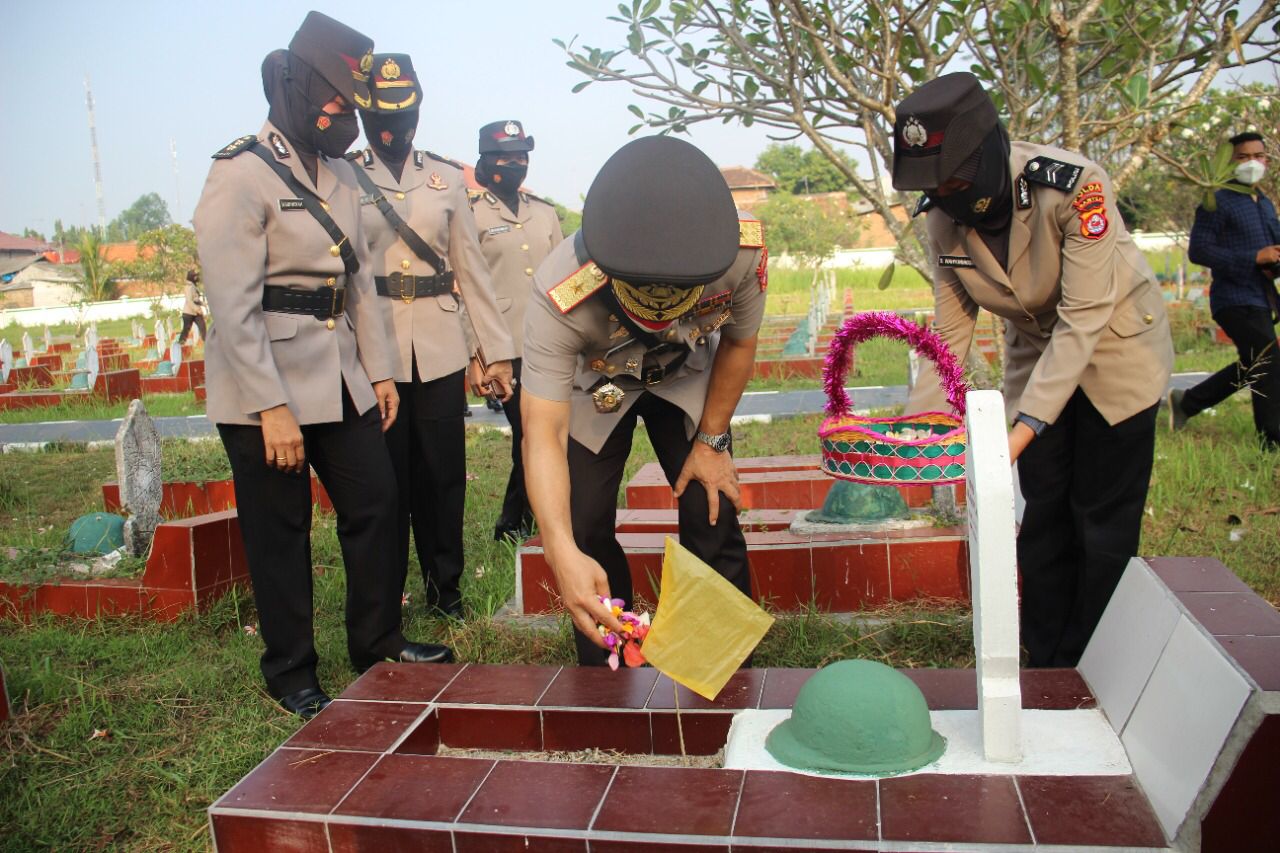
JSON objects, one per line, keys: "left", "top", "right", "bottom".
{"left": 332, "top": 287, "right": 346, "bottom": 317}
{"left": 642, "top": 363, "right": 664, "bottom": 386}
{"left": 399, "top": 272, "right": 416, "bottom": 304}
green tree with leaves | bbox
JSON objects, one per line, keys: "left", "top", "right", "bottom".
{"left": 754, "top": 190, "right": 853, "bottom": 288}
{"left": 106, "top": 193, "right": 172, "bottom": 242}
{"left": 755, "top": 143, "right": 853, "bottom": 194}
{"left": 73, "top": 231, "right": 117, "bottom": 302}
{"left": 120, "top": 224, "right": 198, "bottom": 294}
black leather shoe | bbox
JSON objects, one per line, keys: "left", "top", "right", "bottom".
{"left": 399, "top": 642, "right": 455, "bottom": 664}
{"left": 279, "top": 687, "right": 332, "bottom": 720}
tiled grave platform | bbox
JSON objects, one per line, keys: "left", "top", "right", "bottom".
{"left": 102, "top": 475, "right": 332, "bottom": 517}
{"left": 140, "top": 359, "right": 205, "bottom": 395}
{"left": 0, "top": 509, "right": 248, "bottom": 621}
{"left": 0, "top": 368, "right": 141, "bottom": 410}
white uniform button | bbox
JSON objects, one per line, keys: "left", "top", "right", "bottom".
{"left": 524, "top": 267, "right": 534, "bottom": 276}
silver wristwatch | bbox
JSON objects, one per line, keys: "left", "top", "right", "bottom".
{"left": 695, "top": 430, "right": 732, "bottom": 452}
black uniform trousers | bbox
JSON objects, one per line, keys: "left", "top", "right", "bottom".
{"left": 385, "top": 362, "right": 467, "bottom": 613}
{"left": 1016, "top": 388, "right": 1158, "bottom": 668}
{"left": 497, "top": 358, "right": 534, "bottom": 536}
{"left": 178, "top": 313, "right": 207, "bottom": 345}
{"left": 218, "top": 389, "right": 405, "bottom": 699}
{"left": 567, "top": 392, "right": 752, "bottom": 665}
{"left": 1181, "top": 305, "right": 1280, "bottom": 448}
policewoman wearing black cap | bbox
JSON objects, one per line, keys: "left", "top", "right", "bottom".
{"left": 468, "top": 120, "right": 565, "bottom": 541}
{"left": 893, "top": 72, "right": 1173, "bottom": 668}
{"left": 521, "top": 136, "right": 768, "bottom": 663}
{"left": 194, "top": 13, "right": 453, "bottom": 720}
{"left": 353, "top": 55, "right": 515, "bottom": 619}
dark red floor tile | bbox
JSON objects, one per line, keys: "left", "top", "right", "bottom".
{"left": 1019, "top": 775, "right": 1165, "bottom": 847}
{"left": 759, "top": 669, "right": 818, "bottom": 709}
{"left": 880, "top": 774, "right": 1030, "bottom": 844}
{"left": 592, "top": 766, "right": 743, "bottom": 836}
{"left": 541, "top": 709, "right": 651, "bottom": 753}
{"left": 327, "top": 821, "right": 453, "bottom": 852}
{"left": 455, "top": 831, "right": 587, "bottom": 852}
{"left": 339, "top": 661, "right": 463, "bottom": 702}
{"left": 1144, "top": 556, "right": 1253, "bottom": 594}
{"left": 284, "top": 699, "right": 428, "bottom": 752}
{"left": 590, "top": 841, "right": 728, "bottom": 853}
{"left": 85, "top": 580, "right": 145, "bottom": 616}
{"left": 1216, "top": 635, "right": 1280, "bottom": 691}
{"left": 218, "top": 748, "right": 378, "bottom": 814}
{"left": 733, "top": 770, "right": 878, "bottom": 841}
{"left": 1180, "top": 592, "right": 1280, "bottom": 637}
{"left": 900, "top": 668, "right": 977, "bottom": 710}
{"left": 810, "top": 543, "right": 892, "bottom": 609}
{"left": 539, "top": 666, "right": 658, "bottom": 709}
{"left": 438, "top": 664, "right": 560, "bottom": 705}
{"left": 439, "top": 706, "right": 542, "bottom": 750}
{"left": 141, "top": 524, "right": 194, "bottom": 590}
{"left": 211, "top": 813, "right": 328, "bottom": 853}
{"left": 650, "top": 712, "right": 733, "bottom": 755}
{"left": 647, "top": 670, "right": 765, "bottom": 711}
{"left": 460, "top": 760, "right": 615, "bottom": 829}
{"left": 35, "top": 582, "right": 89, "bottom": 618}
{"left": 888, "top": 539, "right": 968, "bottom": 600}
{"left": 333, "top": 754, "right": 493, "bottom": 822}
{"left": 1020, "top": 668, "right": 1096, "bottom": 709}
{"left": 143, "top": 588, "right": 197, "bottom": 621}
{"left": 393, "top": 708, "right": 440, "bottom": 755}
{"left": 189, "top": 514, "right": 231, "bottom": 589}
{"left": 747, "top": 545, "right": 812, "bottom": 612}
{"left": 1201, "top": 714, "right": 1280, "bottom": 852}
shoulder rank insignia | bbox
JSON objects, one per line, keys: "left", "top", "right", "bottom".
{"left": 211, "top": 135, "right": 256, "bottom": 159}
{"left": 362, "top": 149, "right": 375, "bottom": 168}
{"left": 1023, "top": 156, "right": 1083, "bottom": 192}
{"left": 547, "top": 262, "right": 608, "bottom": 314}
{"left": 738, "top": 218, "right": 764, "bottom": 248}
{"left": 466, "top": 188, "right": 486, "bottom": 206}
{"left": 425, "top": 150, "right": 463, "bottom": 170}
{"left": 1015, "top": 175, "right": 1032, "bottom": 210}
{"left": 268, "top": 133, "right": 290, "bottom": 158}
{"left": 413, "top": 150, "right": 424, "bottom": 170}
{"left": 913, "top": 195, "right": 934, "bottom": 217}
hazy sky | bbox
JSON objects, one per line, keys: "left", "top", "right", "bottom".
{"left": 1, "top": 0, "right": 779, "bottom": 235}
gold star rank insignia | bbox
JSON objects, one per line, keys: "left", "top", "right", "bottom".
{"left": 548, "top": 262, "right": 608, "bottom": 313}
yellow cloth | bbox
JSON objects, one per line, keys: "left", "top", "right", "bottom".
{"left": 641, "top": 537, "right": 775, "bottom": 701}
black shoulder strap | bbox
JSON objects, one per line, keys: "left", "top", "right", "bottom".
{"left": 351, "top": 165, "right": 448, "bottom": 274}
{"left": 246, "top": 144, "right": 359, "bottom": 276}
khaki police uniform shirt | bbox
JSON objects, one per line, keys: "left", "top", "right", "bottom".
{"left": 194, "top": 121, "right": 393, "bottom": 427}
{"left": 468, "top": 189, "right": 565, "bottom": 356}
{"left": 907, "top": 141, "right": 1174, "bottom": 427}
{"left": 182, "top": 282, "right": 206, "bottom": 316}
{"left": 355, "top": 149, "right": 515, "bottom": 383}
{"left": 522, "top": 215, "right": 767, "bottom": 454}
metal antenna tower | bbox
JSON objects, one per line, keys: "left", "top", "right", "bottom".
{"left": 84, "top": 75, "right": 107, "bottom": 233}
{"left": 170, "top": 138, "right": 182, "bottom": 223}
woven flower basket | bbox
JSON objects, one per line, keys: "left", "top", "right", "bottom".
{"left": 819, "top": 311, "right": 970, "bottom": 486}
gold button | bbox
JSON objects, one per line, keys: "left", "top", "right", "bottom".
{"left": 515, "top": 223, "right": 523, "bottom": 229}
{"left": 1143, "top": 313, "right": 1153, "bottom": 324}
{"left": 606, "top": 365, "right": 617, "bottom": 375}
{"left": 326, "top": 319, "right": 336, "bottom": 330}
{"left": 395, "top": 192, "right": 405, "bottom": 200}
{"left": 401, "top": 259, "right": 411, "bottom": 270}
{"left": 697, "top": 337, "right": 707, "bottom": 346}
{"left": 625, "top": 358, "right": 638, "bottom": 371}
{"left": 524, "top": 267, "right": 533, "bottom": 276}
{"left": 329, "top": 245, "right": 340, "bottom": 257}
{"left": 325, "top": 277, "right": 336, "bottom": 287}
{"left": 590, "top": 358, "right": 606, "bottom": 371}
{"left": 320, "top": 202, "right": 330, "bottom": 211}
{"left": 521, "top": 244, "right": 529, "bottom": 250}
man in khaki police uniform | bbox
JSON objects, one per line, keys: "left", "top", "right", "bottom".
{"left": 521, "top": 137, "right": 768, "bottom": 663}
{"left": 895, "top": 72, "right": 1174, "bottom": 668}
{"left": 354, "top": 54, "right": 514, "bottom": 619}
{"left": 195, "top": 12, "right": 452, "bottom": 720}
{"left": 468, "top": 119, "right": 565, "bottom": 540}
{"left": 178, "top": 268, "right": 207, "bottom": 345}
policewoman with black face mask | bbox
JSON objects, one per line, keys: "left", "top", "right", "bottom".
{"left": 468, "top": 120, "right": 565, "bottom": 541}
{"left": 353, "top": 55, "right": 515, "bottom": 619}
{"left": 894, "top": 72, "right": 1174, "bottom": 669}
{"left": 194, "top": 13, "right": 453, "bottom": 721}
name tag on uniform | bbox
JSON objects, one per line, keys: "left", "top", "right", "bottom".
{"left": 938, "top": 255, "right": 976, "bottom": 268}
{"left": 694, "top": 289, "right": 732, "bottom": 316}
{"left": 487, "top": 225, "right": 512, "bottom": 235}
{"left": 278, "top": 198, "right": 306, "bottom": 211}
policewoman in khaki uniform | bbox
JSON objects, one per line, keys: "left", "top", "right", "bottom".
{"left": 468, "top": 120, "right": 565, "bottom": 540}
{"left": 178, "top": 269, "right": 207, "bottom": 345}
{"left": 194, "top": 13, "right": 452, "bottom": 720}
{"left": 894, "top": 73, "right": 1174, "bottom": 668}
{"left": 354, "top": 55, "right": 515, "bottom": 618}
{"left": 522, "top": 137, "right": 768, "bottom": 664}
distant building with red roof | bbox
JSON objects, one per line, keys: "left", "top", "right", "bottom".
{"left": 719, "top": 166, "right": 777, "bottom": 207}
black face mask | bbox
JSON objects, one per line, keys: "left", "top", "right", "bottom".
{"left": 362, "top": 109, "right": 419, "bottom": 160}
{"left": 310, "top": 109, "right": 360, "bottom": 159}
{"left": 491, "top": 163, "right": 527, "bottom": 190}
{"left": 476, "top": 153, "right": 526, "bottom": 203}
{"left": 264, "top": 50, "right": 358, "bottom": 160}
{"left": 928, "top": 124, "right": 1012, "bottom": 228}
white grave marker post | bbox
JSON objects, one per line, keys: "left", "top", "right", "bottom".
{"left": 115, "top": 400, "right": 162, "bottom": 557}
{"left": 0, "top": 340, "right": 12, "bottom": 383}
{"left": 964, "top": 389, "right": 1023, "bottom": 763}
{"left": 154, "top": 319, "right": 165, "bottom": 350}
{"left": 21, "top": 332, "right": 33, "bottom": 359}
{"left": 42, "top": 326, "right": 52, "bottom": 352}
{"left": 169, "top": 340, "right": 183, "bottom": 367}
{"left": 190, "top": 321, "right": 200, "bottom": 346}
{"left": 85, "top": 345, "right": 99, "bottom": 391}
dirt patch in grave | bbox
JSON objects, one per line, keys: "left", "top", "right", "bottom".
{"left": 436, "top": 744, "right": 724, "bottom": 768}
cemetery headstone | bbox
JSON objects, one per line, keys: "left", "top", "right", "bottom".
{"left": 170, "top": 340, "right": 183, "bottom": 367}
{"left": 42, "top": 326, "right": 52, "bottom": 352}
{"left": 964, "top": 389, "right": 1022, "bottom": 763}
{"left": 190, "top": 322, "right": 201, "bottom": 346}
{"left": 21, "top": 332, "right": 32, "bottom": 359}
{"left": 114, "top": 399, "right": 163, "bottom": 557}
{"left": 0, "top": 340, "right": 12, "bottom": 384}
{"left": 154, "top": 319, "right": 167, "bottom": 352}
{"left": 85, "top": 345, "right": 99, "bottom": 390}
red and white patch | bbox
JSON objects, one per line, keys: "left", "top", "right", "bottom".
{"left": 1081, "top": 209, "right": 1109, "bottom": 239}
{"left": 1071, "top": 181, "right": 1109, "bottom": 240}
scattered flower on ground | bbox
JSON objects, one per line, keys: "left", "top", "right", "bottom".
{"left": 242, "top": 624, "right": 258, "bottom": 636}
{"left": 596, "top": 596, "right": 651, "bottom": 671}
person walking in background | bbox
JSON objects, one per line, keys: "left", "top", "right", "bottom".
{"left": 193, "top": 13, "right": 453, "bottom": 720}
{"left": 178, "top": 268, "right": 207, "bottom": 344}
{"left": 353, "top": 55, "right": 515, "bottom": 620}
{"left": 468, "top": 120, "right": 565, "bottom": 541}
{"left": 1169, "top": 132, "right": 1280, "bottom": 449}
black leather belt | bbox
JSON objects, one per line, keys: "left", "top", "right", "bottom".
{"left": 262, "top": 284, "right": 346, "bottom": 319}
{"left": 641, "top": 346, "right": 690, "bottom": 385}
{"left": 375, "top": 271, "right": 455, "bottom": 302}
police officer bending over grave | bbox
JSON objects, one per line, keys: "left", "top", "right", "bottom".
{"left": 194, "top": 12, "right": 452, "bottom": 720}
{"left": 893, "top": 73, "right": 1174, "bottom": 668}
{"left": 521, "top": 137, "right": 768, "bottom": 664}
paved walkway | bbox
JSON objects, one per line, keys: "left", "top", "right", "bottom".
{"left": 0, "top": 373, "right": 1211, "bottom": 450}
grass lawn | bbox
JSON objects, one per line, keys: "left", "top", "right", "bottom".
{"left": 1, "top": 395, "right": 1278, "bottom": 850}
{"left": 0, "top": 393, "right": 203, "bottom": 426}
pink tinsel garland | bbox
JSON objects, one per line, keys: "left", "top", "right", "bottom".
{"left": 823, "top": 311, "right": 969, "bottom": 417}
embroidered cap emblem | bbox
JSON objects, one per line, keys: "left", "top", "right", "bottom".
{"left": 504, "top": 121, "right": 520, "bottom": 137}
{"left": 381, "top": 58, "right": 401, "bottom": 80}
{"left": 971, "top": 197, "right": 992, "bottom": 214}
{"left": 901, "top": 116, "right": 929, "bottom": 148}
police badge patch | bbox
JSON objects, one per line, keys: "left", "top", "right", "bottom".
{"left": 1072, "top": 181, "right": 1109, "bottom": 240}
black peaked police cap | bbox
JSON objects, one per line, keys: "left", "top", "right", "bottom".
{"left": 583, "top": 136, "right": 738, "bottom": 289}
{"left": 288, "top": 11, "right": 374, "bottom": 109}
{"left": 363, "top": 54, "right": 421, "bottom": 113}
{"left": 892, "top": 72, "right": 999, "bottom": 191}
{"left": 479, "top": 120, "right": 535, "bottom": 154}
